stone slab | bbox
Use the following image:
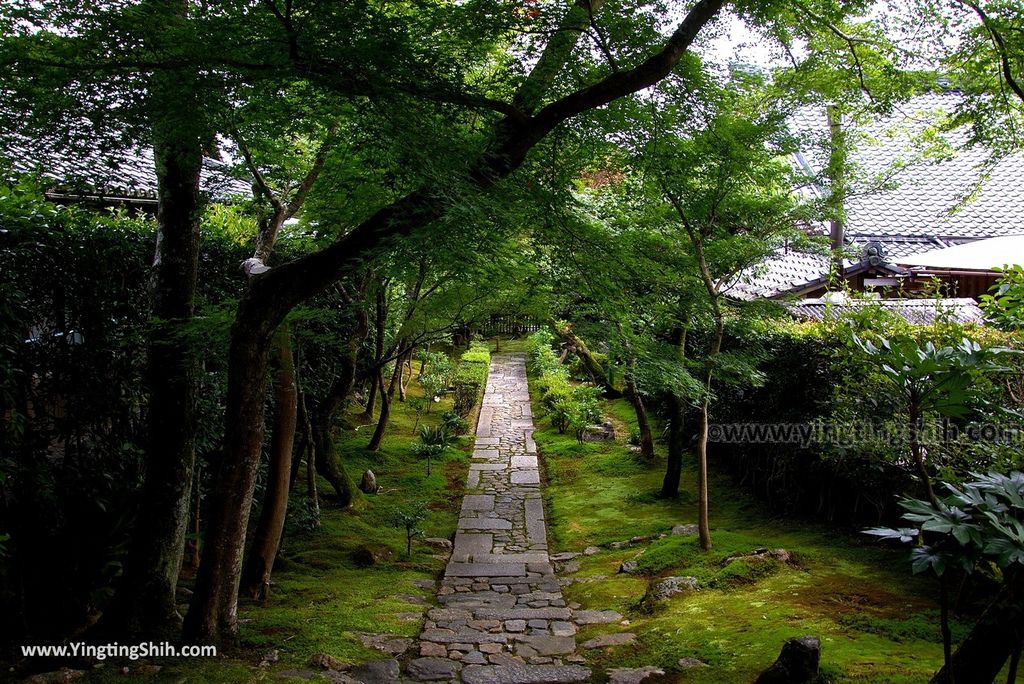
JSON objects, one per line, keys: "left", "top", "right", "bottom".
{"left": 511, "top": 470, "right": 541, "bottom": 485}
{"left": 446, "top": 562, "right": 527, "bottom": 577}
{"left": 458, "top": 517, "right": 513, "bottom": 531}
{"left": 452, "top": 533, "right": 493, "bottom": 561}
{"left": 462, "top": 495, "right": 495, "bottom": 511}
{"left": 461, "top": 664, "right": 591, "bottom": 684}
{"left": 511, "top": 455, "right": 538, "bottom": 469}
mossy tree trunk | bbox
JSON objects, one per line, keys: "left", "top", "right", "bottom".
{"left": 241, "top": 324, "right": 297, "bottom": 601}
{"left": 110, "top": 22, "right": 204, "bottom": 638}
{"left": 930, "top": 571, "right": 1024, "bottom": 684}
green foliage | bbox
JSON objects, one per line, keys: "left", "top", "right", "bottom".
{"left": 980, "top": 265, "right": 1024, "bottom": 330}
{"left": 853, "top": 334, "right": 1017, "bottom": 421}
{"left": 0, "top": 180, "right": 250, "bottom": 636}
{"left": 440, "top": 410, "right": 468, "bottom": 436}
{"left": 527, "top": 329, "right": 562, "bottom": 376}
{"left": 451, "top": 342, "right": 490, "bottom": 417}
{"left": 527, "top": 329, "right": 602, "bottom": 439}
{"left": 412, "top": 425, "right": 451, "bottom": 476}
{"left": 867, "top": 471, "right": 1024, "bottom": 576}
{"left": 389, "top": 501, "right": 428, "bottom": 557}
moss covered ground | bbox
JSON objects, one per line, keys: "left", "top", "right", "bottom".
{"left": 519, "top": 337, "right": 1006, "bottom": 683}
{"left": 80, "top": 357, "right": 471, "bottom": 683}
{"left": 71, "top": 338, "right": 1017, "bottom": 683}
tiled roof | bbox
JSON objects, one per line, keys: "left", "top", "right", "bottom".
{"left": 786, "top": 297, "right": 986, "bottom": 326}
{"left": 3, "top": 135, "right": 251, "bottom": 203}
{"left": 729, "top": 236, "right": 965, "bottom": 300}
{"left": 796, "top": 92, "right": 1024, "bottom": 240}
{"left": 737, "top": 92, "right": 1023, "bottom": 299}
{"left": 730, "top": 246, "right": 831, "bottom": 300}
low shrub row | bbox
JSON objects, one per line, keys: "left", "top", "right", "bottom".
{"left": 452, "top": 341, "right": 490, "bottom": 416}
{"left": 527, "top": 330, "right": 602, "bottom": 441}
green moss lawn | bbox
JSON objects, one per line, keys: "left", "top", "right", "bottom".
{"left": 522, "top": 345, "right": 987, "bottom": 683}
{"left": 82, "top": 356, "right": 471, "bottom": 683}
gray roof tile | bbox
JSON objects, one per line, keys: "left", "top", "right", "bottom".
{"left": 786, "top": 297, "right": 986, "bottom": 326}
{"left": 3, "top": 135, "right": 251, "bottom": 203}
{"left": 737, "top": 93, "right": 1023, "bottom": 299}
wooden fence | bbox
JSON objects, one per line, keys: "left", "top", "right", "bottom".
{"left": 479, "top": 314, "right": 543, "bottom": 337}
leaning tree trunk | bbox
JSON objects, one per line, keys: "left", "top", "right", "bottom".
{"left": 241, "top": 325, "right": 297, "bottom": 601}
{"left": 109, "top": 51, "right": 204, "bottom": 640}
{"left": 930, "top": 571, "right": 1024, "bottom": 684}
{"left": 367, "top": 360, "right": 402, "bottom": 451}
{"left": 551, "top": 321, "right": 622, "bottom": 399}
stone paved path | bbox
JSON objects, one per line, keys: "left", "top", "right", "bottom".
{"left": 405, "top": 354, "right": 593, "bottom": 684}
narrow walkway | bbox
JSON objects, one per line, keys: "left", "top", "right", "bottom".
{"left": 406, "top": 353, "right": 591, "bottom": 683}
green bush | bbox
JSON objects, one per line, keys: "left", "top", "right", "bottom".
{"left": 441, "top": 410, "right": 468, "bottom": 435}
{"left": 452, "top": 343, "right": 490, "bottom": 416}
{"left": 527, "top": 329, "right": 562, "bottom": 376}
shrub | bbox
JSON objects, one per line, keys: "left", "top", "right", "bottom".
{"left": 417, "top": 350, "right": 453, "bottom": 381}
{"left": 453, "top": 343, "right": 490, "bottom": 416}
{"left": 413, "top": 425, "right": 450, "bottom": 476}
{"left": 441, "top": 410, "right": 468, "bottom": 436}
{"left": 527, "top": 329, "right": 562, "bottom": 376}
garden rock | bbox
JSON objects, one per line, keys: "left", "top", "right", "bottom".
{"left": 678, "top": 657, "right": 707, "bottom": 669}
{"left": 358, "top": 633, "right": 413, "bottom": 656}
{"left": 618, "top": 560, "right": 639, "bottom": 574}
{"left": 649, "top": 576, "right": 699, "bottom": 600}
{"left": 351, "top": 545, "right": 391, "bottom": 568}
{"left": 422, "top": 537, "right": 453, "bottom": 551}
{"left": 348, "top": 658, "right": 401, "bottom": 684}
{"left": 671, "top": 524, "right": 699, "bottom": 536}
{"left": 310, "top": 653, "right": 351, "bottom": 671}
{"left": 581, "top": 633, "right": 636, "bottom": 649}
{"left": 573, "top": 609, "right": 623, "bottom": 624}
{"left": 755, "top": 636, "right": 821, "bottom": 684}
{"left": 728, "top": 548, "right": 792, "bottom": 564}
{"left": 583, "top": 546, "right": 600, "bottom": 555}
{"left": 358, "top": 470, "right": 379, "bottom": 494}
{"left": 406, "top": 656, "right": 461, "bottom": 680}
{"left": 608, "top": 666, "right": 665, "bottom": 684}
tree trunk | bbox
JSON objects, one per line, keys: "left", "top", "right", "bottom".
{"left": 624, "top": 369, "right": 654, "bottom": 461}
{"left": 551, "top": 321, "right": 622, "bottom": 399}
{"left": 362, "top": 282, "right": 387, "bottom": 418}
{"left": 418, "top": 343, "right": 430, "bottom": 377}
{"left": 931, "top": 572, "right": 1024, "bottom": 684}
{"left": 303, "top": 401, "right": 321, "bottom": 527}
{"left": 241, "top": 325, "right": 297, "bottom": 601}
{"left": 182, "top": 310, "right": 275, "bottom": 645}
{"left": 109, "top": 43, "right": 204, "bottom": 639}
{"left": 399, "top": 355, "right": 412, "bottom": 401}
{"left": 310, "top": 291, "right": 369, "bottom": 506}
{"left": 661, "top": 326, "right": 687, "bottom": 498}
{"left": 367, "top": 362, "right": 400, "bottom": 451}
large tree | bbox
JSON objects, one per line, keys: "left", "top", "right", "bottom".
{"left": 4, "top": 0, "right": 956, "bottom": 644}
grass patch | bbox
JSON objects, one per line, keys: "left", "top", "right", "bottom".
{"left": 532, "top": 383, "right": 977, "bottom": 683}
{"left": 76, "top": 355, "right": 471, "bottom": 683}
